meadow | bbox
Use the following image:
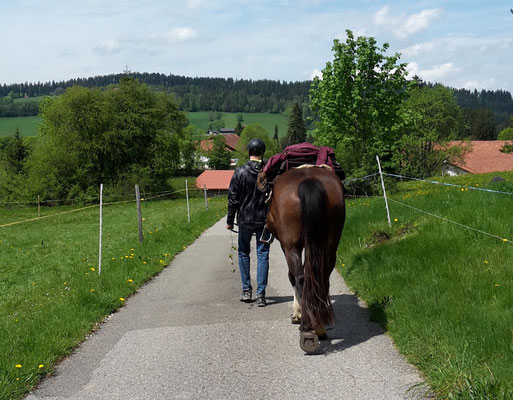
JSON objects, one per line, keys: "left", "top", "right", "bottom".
{"left": 339, "top": 171, "right": 513, "bottom": 399}
{"left": 0, "top": 116, "right": 41, "bottom": 137}
{"left": 186, "top": 111, "right": 289, "bottom": 137}
{"left": 0, "top": 111, "right": 287, "bottom": 139}
{"left": 0, "top": 191, "right": 227, "bottom": 400}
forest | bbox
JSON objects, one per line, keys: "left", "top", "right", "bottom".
{"left": 2, "top": 73, "right": 513, "bottom": 134}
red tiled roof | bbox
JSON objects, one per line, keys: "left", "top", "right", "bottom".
{"left": 448, "top": 141, "right": 513, "bottom": 174}
{"left": 199, "top": 134, "right": 240, "bottom": 152}
{"left": 195, "top": 170, "right": 234, "bottom": 190}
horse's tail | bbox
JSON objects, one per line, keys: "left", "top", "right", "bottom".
{"left": 298, "top": 177, "right": 334, "bottom": 329}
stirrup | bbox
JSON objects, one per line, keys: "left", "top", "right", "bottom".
{"left": 260, "top": 224, "right": 274, "bottom": 244}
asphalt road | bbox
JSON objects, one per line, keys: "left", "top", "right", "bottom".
{"left": 26, "top": 218, "right": 428, "bottom": 400}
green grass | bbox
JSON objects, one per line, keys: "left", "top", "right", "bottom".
{"left": 338, "top": 171, "right": 513, "bottom": 399}
{"left": 0, "top": 195, "right": 226, "bottom": 400}
{"left": 186, "top": 111, "right": 289, "bottom": 137}
{"left": 0, "top": 116, "right": 42, "bottom": 137}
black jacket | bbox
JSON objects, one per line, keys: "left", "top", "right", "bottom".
{"left": 227, "top": 160, "right": 267, "bottom": 229}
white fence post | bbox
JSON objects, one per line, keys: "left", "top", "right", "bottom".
{"left": 376, "top": 155, "right": 392, "bottom": 227}
{"left": 98, "top": 183, "right": 103, "bottom": 275}
{"left": 204, "top": 185, "right": 208, "bottom": 210}
{"left": 186, "top": 179, "right": 191, "bottom": 222}
{"left": 135, "top": 184, "right": 143, "bottom": 244}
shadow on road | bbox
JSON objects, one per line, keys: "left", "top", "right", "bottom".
{"left": 320, "top": 294, "right": 383, "bottom": 356}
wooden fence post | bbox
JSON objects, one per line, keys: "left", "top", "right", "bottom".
{"left": 135, "top": 185, "right": 144, "bottom": 243}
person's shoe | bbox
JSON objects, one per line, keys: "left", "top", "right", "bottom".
{"left": 256, "top": 296, "right": 266, "bottom": 307}
{"left": 240, "top": 290, "right": 252, "bottom": 303}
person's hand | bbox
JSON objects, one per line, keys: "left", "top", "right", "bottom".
{"left": 226, "top": 224, "right": 233, "bottom": 230}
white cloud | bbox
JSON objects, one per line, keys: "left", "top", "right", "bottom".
{"left": 463, "top": 79, "right": 497, "bottom": 91}
{"left": 374, "top": 6, "right": 441, "bottom": 38}
{"left": 149, "top": 27, "right": 198, "bottom": 43}
{"left": 407, "top": 61, "right": 459, "bottom": 81}
{"left": 308, "top": 68, "right": 322, "bottom": 79}
{"left": 94, "top": 39, "right": 123, "bottom": 55}
{"left": 401, "top": 42, "right": 436, "bottom": 57}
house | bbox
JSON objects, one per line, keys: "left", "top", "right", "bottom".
{"left": 195, "top": 170, "right": 234, "bottom": 190}
{"left": 199, "top": 133, "right": 240, "bottom": 168}
{"left": 443, "top": 141, "right": 513, "bottom": 176}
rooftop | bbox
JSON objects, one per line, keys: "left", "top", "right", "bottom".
{"left": 448, "top": 141, "right": 513, "bottom": 174}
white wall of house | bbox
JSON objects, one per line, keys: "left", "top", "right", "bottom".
{"left": 442, "top": 163, "right": 470, "bottom": 176}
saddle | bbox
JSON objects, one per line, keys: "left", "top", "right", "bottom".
{"left": 256, "top": 142, "right": 346, "bottom": 192}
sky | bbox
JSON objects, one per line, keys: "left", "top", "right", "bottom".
{"left": 1, "top": 0, "right": 512, "bottom": 93}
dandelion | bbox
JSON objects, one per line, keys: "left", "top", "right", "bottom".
{"left": 394, "top": 218, "right": 398, "bottom": 222}
{"left": 131, "top": 248, "right": 134, "bottom": 251}
{"left": 63, "top": 282, "right": 67, "bottom": 285}
{"left": 503, "top": 239, "right": 508, "bottom": 242}
{"left": 15, "top": 364, "right": 22, "bottom": 369}
{"left": 131, "top": 253, "right": 134, "bottom": 256}
{"left": 120, "top": 298, "right": 125, "bottom": 302}
{"left": 495, "top": 284, "right": 500, "bottom": 287}
{"left": 143, "top": 261, "right": 147, "bottom": 264}
{"left": 16, "top": 378, "right": 20, "bottom": 381}
{"left": 112, "top": 258, "right": 116, "bottom": 260}
{"left": 484, "top": 260, "right": 489, "bottom": 264}
{"left": 461, "top": 188, "right": 464, "bottom": 192}
{"left": 90, "top": 289, "right": 95, "bottom": 292}
{"left": 90, "top": 267, "right": 95, "bottom": 271}
{"left": 38, "top": 364, "right": 44, "bottom": 369}
{"left": 127, "top": 279, "right": 133, "bottom": 283}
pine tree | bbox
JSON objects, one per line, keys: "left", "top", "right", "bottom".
{"left": 6, "top": 126, "right": 28, "bottom": 173}
{"left": 273, "top": 124, "right": 279, "bottom": 141}
{"left": 281, "top": 102, "right": 306, "bottom": 149}
{"left": 234, "top": 121, "right": 244, "bottom": 136}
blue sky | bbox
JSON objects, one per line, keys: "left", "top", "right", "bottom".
{"left": 1, "top": 0, "right": 512, "bottom": 93}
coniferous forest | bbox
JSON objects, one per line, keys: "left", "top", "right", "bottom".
{"left": 2, "top": 72, "right": 513, "bottom": 132}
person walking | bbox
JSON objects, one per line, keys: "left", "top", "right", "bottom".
{"left": 226, "top": 138, "right": 270, "bottom": 307}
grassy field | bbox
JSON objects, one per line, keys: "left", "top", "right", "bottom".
{"left": 339, "top": 171, "right": 513, "bottom": 398}
{"left": 186, "top": 111, "right": 289, "bottom": 137}
{"left": 0, "top": 111, "right": 288, "bottom": 139}
{"left": 0, "top": 193, "right": 227, "bottom": 400}
{"left": 0, "top": 116, "right": 41, "bottom": 137}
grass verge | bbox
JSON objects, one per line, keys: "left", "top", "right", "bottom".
{"left": 338, "top": 171, "right": 513, "bottom": 399}
{"left": 0, "top": 195, "right": 227, "bottom": 400}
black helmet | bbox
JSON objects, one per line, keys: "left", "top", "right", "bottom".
{"left": 247, "top": 138, "right": 266, "bottom": 156}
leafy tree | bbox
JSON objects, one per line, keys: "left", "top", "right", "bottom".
{"left": 235, "top": 123, "right": 278, "bottom": 165}
{"left": 498, "top": 127, "right": 513, "bottom": 140}
{"left": 208, "top": 135, "right": 231, "bottom": 169}
{"left": 180, "top": 125, "right": 204, "bottom": 174}
{"left": 394, "top": 84, "right": 466, "bottom": 177}
{"left": 26, "top": 77, "right": 186, "bottom": 199}
{"left": 281, "top": 102, "right": 306, "bottom": 149}
{"left": 208, "top": 119, "right": 225, "bottom": 131}
{"left": 310, "top": 30, "right": 410, "bottom": 176}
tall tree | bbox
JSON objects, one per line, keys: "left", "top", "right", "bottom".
{"left": 5, "top": 126, "right": 28, "bottom": 173}
{"left": 208, "top": 135, "right": 231, "bottom": 169}
{"left": 281, "top": 102, "right": 306, "bottom": 149}
{"left": 273, "top": 124, "right": 279, "bottom": 141}
{"left": 310, "top": 30, "right": 410, "bottom": 176}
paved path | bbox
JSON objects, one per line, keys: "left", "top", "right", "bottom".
{"left": 27, "top": 218, "right": 427, "bottom": 400}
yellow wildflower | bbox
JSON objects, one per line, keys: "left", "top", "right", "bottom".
{"left": 143, "top": 261, "right": 147, "bottom": 264}
{"left": 394, "top": 218, "right": 398, "bottom": 222}
{"left": 90, "top": 289, "right": 95, "bottom": 292}
{"left": 503, "top": 239, "right": 508, "bottom": 242}
{"left": 495, "top": 284, "right": 500, "bottom": 287}
{"left": 15, "top": 364, "right": 22, "bottom": 368}
{"left": 484, "top": 260, "right": 489, "bottom": 264}
{"left": 39, "top": 364, "right": 44, "bottom": 369}
{"left": 127, "top": 279, "right": 133, "bottom": 283}
{"left": 90, "top": 267, "right": 95, "bottom": 271}
{"left": 120, "top": 298, "right": 125, "bottom": 302}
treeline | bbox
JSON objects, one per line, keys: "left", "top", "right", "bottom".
{"left": 0, "top": 73, "right": 311, "bottom": 115}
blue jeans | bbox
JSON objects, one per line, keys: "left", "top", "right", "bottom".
{"left": 238, "top": 226, "right": 270, "bottom": 297}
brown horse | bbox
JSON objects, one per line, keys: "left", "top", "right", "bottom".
{"left": 266, "top": 166, "right": 345, "bottom": 353}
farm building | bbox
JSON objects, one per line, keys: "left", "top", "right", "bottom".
{"left": 199, "top": 133, "right": 240, "bottom": 168}
{"left": 196, "top": 170, "right": 234, "bottom": 190}
{"left": 443, "top": 141, "right": 513, "bottom": 176}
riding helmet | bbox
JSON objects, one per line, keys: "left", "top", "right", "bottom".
{"left": 247, "top": 138, "right": 266, "bottom": 156}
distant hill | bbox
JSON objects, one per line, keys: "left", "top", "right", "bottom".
{"left": 0, "top": 72, "right": 311, "bottom": 115}
{"left": 1, "top": 73, "right": 512, "bottom": 131}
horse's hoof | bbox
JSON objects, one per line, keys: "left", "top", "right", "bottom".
{"left": 299, "top": 331, "right": 319, "bottom": 353}
{"left": 291, "top": 315, "right": 301, "bottom": 325}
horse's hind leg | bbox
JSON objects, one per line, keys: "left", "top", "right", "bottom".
{"left": 284, "top": 247, "right": 303, "bottom": 325}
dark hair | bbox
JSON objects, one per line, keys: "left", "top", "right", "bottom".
{"left": 247, "top": 138, "right": 266, "bottom": 156}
